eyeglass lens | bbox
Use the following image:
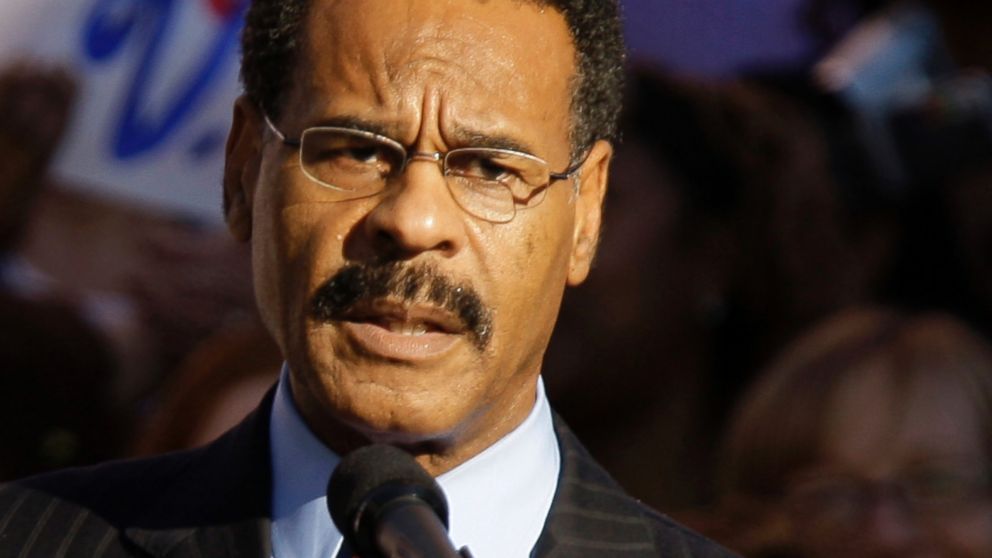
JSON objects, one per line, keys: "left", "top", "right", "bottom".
{"left": 787, "top": 466, "right": 991, "bottom": 531}
{"left": 297, "top": 128, "right": 552, "bottom": 223}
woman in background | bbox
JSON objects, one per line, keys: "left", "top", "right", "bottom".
{"left": 714, "top": 307, "right": 992, "bottom": 557}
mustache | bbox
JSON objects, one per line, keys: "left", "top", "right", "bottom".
{"left": 310, "top": 261, "right": 493, "bottom": 350}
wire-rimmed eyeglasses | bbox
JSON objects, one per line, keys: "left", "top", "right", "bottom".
{"left": 264, "top": 115, "right": 584, "bottom": 223}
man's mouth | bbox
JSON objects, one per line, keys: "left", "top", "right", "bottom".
{"left": 342, "top": 300, "right": 465, "bottom": 336}
{"left": 373, "top": 320, "right": 432, "bottom": 336}
{"left": 338, "top": 300, "right": 465, "bottom": 361}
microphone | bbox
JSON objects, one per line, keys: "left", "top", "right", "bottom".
{"left": 327, "top": 444, "right": 471, "bottom": 558}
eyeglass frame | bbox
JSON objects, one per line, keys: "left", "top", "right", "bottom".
{"left": 262, "top": 114, "right": 587, "bottom": 223}
{"left": 783, "top": 465, "right": 992, "bottom": 531}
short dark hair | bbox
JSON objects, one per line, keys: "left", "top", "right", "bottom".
{"left": 240, "top": 0, "right": 625, "bottom": 157}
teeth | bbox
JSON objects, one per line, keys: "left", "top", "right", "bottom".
{"left": 386, "top": 321, "right": 429, "bottom": 335}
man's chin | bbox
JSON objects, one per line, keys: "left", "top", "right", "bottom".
{"left": 301, "top": 361, "right": 477, "bottom": 437}
{"left": 289, "top": 325, "right": 493, "bottom": 449}
{"left": 333, "top": 393, "right": 475, "bottom": 452}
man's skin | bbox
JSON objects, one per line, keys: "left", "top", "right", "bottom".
{"left": 223, "top": 0, "right": 612, "bottom": 476}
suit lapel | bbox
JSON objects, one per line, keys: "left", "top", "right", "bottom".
{"left": 122, "top": 389, "right": 277, "bottom": 558}
{"left": 531, "top": 415, "right": 658, "bottom": 557}
{"left": 125, "top": 519, "right": 270, "bottom": 558}
{"left": 117, "top": 396, "right": 660, "bottom": 557}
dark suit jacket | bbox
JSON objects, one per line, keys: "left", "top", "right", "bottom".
{"left": 0, "top": 391, "right": 735, "bottom": 557}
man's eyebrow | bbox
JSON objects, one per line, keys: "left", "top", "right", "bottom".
{"left": 450, "top": 125, "right": 538, "bottom": 155}
{"left": 306, "top": 117, "right": 539, "bottom": 155}
{"left": 310, "top": 115, "right": 396, "bottom": 139}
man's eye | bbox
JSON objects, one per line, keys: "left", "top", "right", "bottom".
{"left": 342, "top": 146, "right": 382, "bottom": 163}
{"left": 456, "top": 155, "right": 517, "bottom": 182}
{"left": 310, "top": 144, "right": 395, "bottom": 175}
{"left": 319, "top": 145, "right": 384, "bottom": 164}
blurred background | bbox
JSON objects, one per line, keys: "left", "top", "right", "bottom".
{"left": 1, "top": 1, "right": 990, "bottom": 556}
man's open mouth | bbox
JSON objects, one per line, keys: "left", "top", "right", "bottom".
{"left": 335, "top": 300, "right": 467, "bottom": 361}
{"left": 341, "top": 299, "right": 466, "bottom": 336}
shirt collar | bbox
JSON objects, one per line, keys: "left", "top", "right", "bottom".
{"left": 269, "top": 365, "right": 560, "bottom": 558}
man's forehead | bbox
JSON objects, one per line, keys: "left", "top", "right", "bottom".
{"left": 298, "top": 0, "right": 573, "bottom": 73}
{"left": 285, "top": 0, "right": 576, "bottom": 146}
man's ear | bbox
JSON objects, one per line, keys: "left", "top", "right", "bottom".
{"left": 567, "top": 139, "right": 612, "bottom": 286}
{"left": 223, "top": 95, "right": 263, "bottom": 242}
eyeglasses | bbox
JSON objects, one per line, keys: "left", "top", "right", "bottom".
{"left": 785, "top": 465, "right": 992, "bottom": 533}
{"left": 264, "top": 115, "right": 584, "bottom": 223}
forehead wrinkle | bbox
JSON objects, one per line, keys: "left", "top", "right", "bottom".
{"left": 381, "top": 13, "right": 529, "bottom": 101}
{"left": 295, "top": 3, "right": 406, "bottom": 123}
{"left": 384, "top": 29, "right": 504, "bottom": 100}
{"left": 384, "top": 51, "right": 493, "bottom": 97}
{"left": 298, "top": 0, "right": 574, "bottom": 154}
{"left": 378, "top": 24, "right": 544, "bottom": 153}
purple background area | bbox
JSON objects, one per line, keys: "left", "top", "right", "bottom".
{"left": 621, "top": 0, "right": 818, "bottom": 77}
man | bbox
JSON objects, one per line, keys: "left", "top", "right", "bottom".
{"left": 0, "top": 1, "right": 734, "bottom": 556}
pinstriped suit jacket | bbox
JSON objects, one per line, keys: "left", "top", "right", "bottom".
{"left": 0, "top": 390, "right": 735, "bottom": 557}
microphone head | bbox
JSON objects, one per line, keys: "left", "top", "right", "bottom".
{"left": 327, "top": 444, "right": 449, "bottom": 555}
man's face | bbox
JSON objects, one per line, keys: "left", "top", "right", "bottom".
{"left": 225, "top": 0, "right": 609, "bottom": 466}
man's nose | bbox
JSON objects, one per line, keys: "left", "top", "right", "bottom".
{"left": 362, "top": 158, "right": 465, "bottom": 259}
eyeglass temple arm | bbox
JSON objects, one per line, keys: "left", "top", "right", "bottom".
{"left": 263, "top": 114, "right": 302, "bottom": 147}
{"left": 548, "top": 148, "right": 592, "bottom": 181}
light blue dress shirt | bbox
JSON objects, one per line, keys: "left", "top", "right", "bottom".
{"left": 269, "top": 366, "right": 561, "bottom": 558}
